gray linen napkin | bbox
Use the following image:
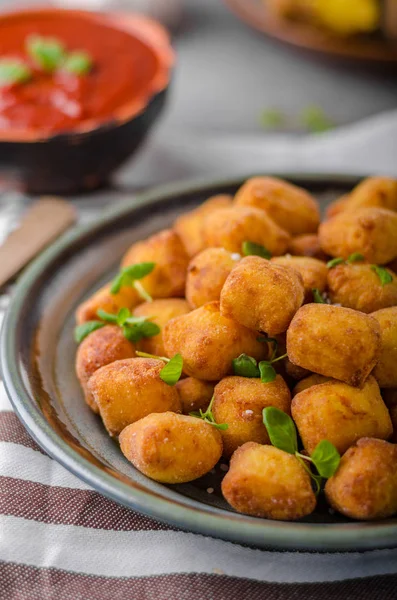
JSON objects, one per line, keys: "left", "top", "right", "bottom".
{"left": 117, "top": 108, "right": 397, "bottom": 188}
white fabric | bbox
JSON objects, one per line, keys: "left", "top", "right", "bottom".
{"left": 1, "top": 512, "right": 397, "bottom": 583}
{"left": 119, "top": 109, "right": 397, "bottom": 188}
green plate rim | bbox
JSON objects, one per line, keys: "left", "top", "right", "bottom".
{"left": 2, "top": 172, "right": 397, "bottom": 552}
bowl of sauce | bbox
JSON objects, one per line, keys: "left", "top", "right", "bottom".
{"left": 0, "top": 8, "right": 174, "bottom": 193}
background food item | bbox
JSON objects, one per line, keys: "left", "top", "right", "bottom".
{"left": 325, "top": 195, "right": 351, "bottom": 219}
{"left": 120, "top": 412, "right": 222, "bottom": 483}
{"left": 325, "top": 438, "right": 397, "bottom": 520}
{"left": 284, "top": 359, "right": 311, "bottom": 381}
{"left": 271, "top": 255, "right": 327, "bottom": 301}
{"left": 88, "top": 358, "right": 181, "bottom": 436}
{"left": 220, "top": 256, "right": 304, "bottom": 335}
{"left": 292, "top": 376, "right": 392, "bottom": 455}
{"left": 319, "top": 207, "right": 397, "bottom": 264}
{"left": 371, "top": 307, "right": 397, "bottom": 387}
{"left": 390, "top": 406, "right": 397, "bottom": 443}
{"left": 288, "top": 234, "right": 327, "bottom": 260}
{"left": 287, "top": 304, "right": 381, "bottom": 386}
{"left": 381, "top": 388, "right": 397, "bottom": 407}
{"left": 267, "top": 0, "right": 380, "bottom": 36}
{"left": 342, "top": 177, "right": 397, "bottom": 213}
{"left": 234, "top": 176, "right": 320, "bottom": 236}
{"left": 185, "top": 247, "right": 239, "bottom": 308}
{"left": 212, "top": 375, "right": 291, "bottom": 458}
{"left": 311, "top": 0, "right": 380, "bottom": 36}
{"left": 203, "top": 205, "right": 290, "bottom": 255}
{"left": 133, "top": 298, "right": 190, "bottom": 356}
{"left": 222, "top": 442, "right": 316, "bottom": 520}
{"left": 292, "top": 374, "right": 331, "bottom": 395}
{"left": 76, "top": 283, "right": 140, "bottom": 324}
{"left": 175, "top": 377, "right": 215, "bottom": 414}
{"left": 121, "top": 229, "right": 189, "bottom": 298}
{"left": 174, "top": 194, "right": 232, "bottom": 257}
{"left": 327, "top": 263, "right": 397, "bottom": 313}
{"left": 75, "top": 325, "right": 136, "bottom": 413}
{"left": 163, "top": 301, "right": 266, "bottom": 380}
{"left": 326, "top": 178, "right": 397, "bottom": 221}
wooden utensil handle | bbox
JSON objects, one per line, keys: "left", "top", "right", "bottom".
{"left": 0, "top": 197, "right": 76, "bottom": 289}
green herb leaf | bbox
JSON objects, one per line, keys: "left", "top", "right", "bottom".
{"left": 122, "top": 324, "right": 138, "bottom": 342}
{"left": 96, "top": 308, "right": 159, "bottom": 342}
{"left": 189, "top": 396, "right": 228, "bottom": 430}
{"left": 232, "top": 354, "right": 260, "bottom": 378}
{"left": 96, "top": 309, "right": 118, "bottom": 323}
{"left": 110, "top": 262, "right": 155, "bottom": 294}
{"left": 160, "top": 353, "right": 183, "bottom": 386}
{"left": 121, "top": 262, "right": 156, "bottom": 281}
{"left": 262, "top": 407, "right": 298, "bottom": 455}
{"left": 242, "top": 241, "right": 271, "bottom": 260}
{"left": 74, "top": 320, "right": 105, "bottom": 343}
{"left": 326, "top": 257, "right": 345, "bottom": 269}
{"left": 117, "top": 307, "right": 131, "bottom": 326}
{"left": 310, "top": 440, "right": 340, "bottom": 479}
{"left": 209, "top": 419, "right": 229, "bottom": 431}
{"left": 26, "top": 35, "right": 66, "bottom": 72}
{"left": 260, "top": 108, "right": 286, "bottom": 129}
{"left": 110, "top": 273, "right": 124, "bottom": 295}
{"left": 124, "top": 315, "right": 147, "bottom": 326}
{"left": 300, "top": 105, "right": 334, "bottom": 133}
{"left": 138, "top": 321, "right": 160, "bottom": 338}
{"left": 312, "top": 288, "right": 326, "bottom": 303}
{"left": 123, "top": 320, "right": 160, "bottom": 342}
{"left": 0, "top": 59, "right": 31, "bottom": 87}
{"left": 371, "top": 265, "right": 393, "bottom": 287}
{"left": 63, "top": 51, "right": 92, "bottom": 75}
{"left": 347, "top": 252, "right": 365, "bottom": 264}
{"left": 258, "top": 361, "right": 277, "bottom": 383}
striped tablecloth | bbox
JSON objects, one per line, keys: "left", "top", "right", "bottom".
{"left": 2, "top": 113, "right": 397, "bottom": 598}
{"left": 2, "top": 384, "right": 397, "bottom": 599}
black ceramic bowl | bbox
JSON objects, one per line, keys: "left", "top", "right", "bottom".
{"left": 0, "top": 9, "right": 174, "bottom": 194}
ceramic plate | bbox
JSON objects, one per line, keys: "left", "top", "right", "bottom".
{"left": 3, "top": 173, "right": 397, "bottom": 552}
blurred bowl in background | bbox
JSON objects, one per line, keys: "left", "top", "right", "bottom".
{"left": 224, "top": 0, "right": 397, "bottom": 65}
{"left": 0, "top": 8, "right": 174, "bottom": 194}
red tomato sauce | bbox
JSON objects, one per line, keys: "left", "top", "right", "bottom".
{"left": 0, "top": 11, "right": 159, "bottom": 134}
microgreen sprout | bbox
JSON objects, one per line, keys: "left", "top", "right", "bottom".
{"left": 0, "top": 59, "right": 31, "bottom": 87}
{"left": 74, "top": 307, "right": 159, "bottom": 344}
{"left": 135, "top": 350, "right": 183, "bottom": 386}
{"left": 190, "top": 396, "right": 228, "bottom": 431}
{"left": 312, "top": 288, "right": 326, "bottom": 303}
{"left": 27, "top": 35, "right": 66, "bottom": 72}
{"left": 371, "top": 265, "right": 393, "bottom": 287}
{"left": 242, "top": 241, "right": 271, "bottom": 260}
{"left": 110, "top": 262, "right": 155, "bottom": 302}
{"left": 263, "top": 407, "right": 340, "bottom": 494}
{"left": 327, "top": 253, "right": 364, "bottom": 269}
{"left": 232, "top": 350, "right": 288, "bottom": 383}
